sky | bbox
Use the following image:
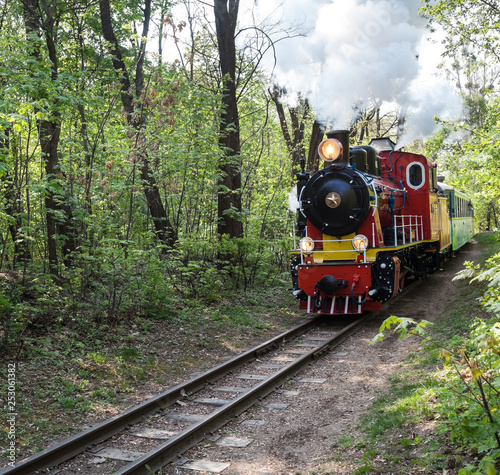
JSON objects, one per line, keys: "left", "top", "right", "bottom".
{"left": 168, "top": 0, "right": 463, "bottom": 148}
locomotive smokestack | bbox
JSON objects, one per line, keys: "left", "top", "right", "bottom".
{"left": 326, "top": 130, "right": 350, "bottom": 165}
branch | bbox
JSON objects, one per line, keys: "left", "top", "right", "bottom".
{"left": 269, "top": 86, "right": 293, "bottom": 154}
{"left": 478, "top": 0, "right": 500, "bottom": 15}
{"left": 136, "top": 0, "right": 152, "bottom": 98}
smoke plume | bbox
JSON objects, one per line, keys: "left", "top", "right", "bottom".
{"left": 250, "top": 0, "right": 462, "bottom": 144}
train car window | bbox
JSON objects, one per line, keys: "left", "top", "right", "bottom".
{"left": 457, "top": 198, "right": 468, "bottom": 217}
{"left": 468, "top": 202, "right": 474, "bottom": 217}
{"left": 429, "top": 166, "right": 438, "bottom": 191}
{"left": 407, "top": 162, "right": 425, "bottom": 190}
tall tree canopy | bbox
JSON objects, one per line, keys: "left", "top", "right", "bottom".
{"left": 422, "top": 0, "right": 500, "bottom": 62}
{"left": 421, "top": 0, "right": 500, "bottom": 229}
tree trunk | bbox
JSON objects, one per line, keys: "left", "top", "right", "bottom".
{"left": 307, "top": 120, "right": 324, "bottom": 173}
{"left": 99, "top": 0, "right": 176, "bottom": 248}
{"left": 23, "top": 0, "right": 64, "bottom": 275}
{"left": 39, "top": 118, "right": 61, "bottom": 273}
{"left": 289, "top": 107, "right": 305, "bottom": 172}
{"left": 214, "top": 0, "right": 243, "bottom": 238}
{"left": 1, "top": 128, "right": 32, "bottom": 267}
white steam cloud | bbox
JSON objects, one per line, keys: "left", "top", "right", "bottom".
{"left": 289, "top": 186, "right": 300, "bottom": 212}
{"left": 249, "top": 0, "right": 462, "bottom": 145}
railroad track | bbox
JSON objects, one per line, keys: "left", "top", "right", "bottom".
{"left": 1, "top": 314, "right": 371, "bottom": 475}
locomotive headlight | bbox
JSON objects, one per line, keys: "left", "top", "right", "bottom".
{"left": 318, "top": 138, "right": 343, "bottom": 163}
{"left": 352, "top": 234, "right": 369, "bottom": 251}
{"left": 299, "top": 237, "right": 315, "bottom": 253}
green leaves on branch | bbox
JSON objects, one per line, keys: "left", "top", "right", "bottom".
{"left": 371, "top": 315, "right": 433, "bottom": 345}
{"left": 437, "top": 319, "right": 500, "bottom": 468}
{"left": 456, "top": 247, "right": 500, "bottom": 316}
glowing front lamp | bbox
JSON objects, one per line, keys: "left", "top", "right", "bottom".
{"left": 318, "top": 138, "right": 343, "bottom": 163}
{"left": 352, "top": 234, "right": 369, "bottom": 251}
{"left": 299, "top": 237, "right": 315, "bottom": 253}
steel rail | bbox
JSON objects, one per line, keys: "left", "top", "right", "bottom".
{"left": 0, "top": 318, "right": 320, "bottom": 475}
{"left": 116, "top": 313, "right": 370, "bottom": 474}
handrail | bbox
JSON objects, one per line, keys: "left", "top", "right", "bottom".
{"left": 393, "top": 214, "right": 423, "bottom": 246}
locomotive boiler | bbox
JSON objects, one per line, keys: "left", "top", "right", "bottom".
{"left": 291, "top": 129, "right": 474, "bottom": 316}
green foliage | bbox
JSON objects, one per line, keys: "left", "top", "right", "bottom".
{"left": 0, "top": 291, "right": 14, "bottom": 349}
{"left": 0, "top": 0, "right": 298, "bottom": 348}
{"left": 436, "top": 318, "right": 500, "bottom": 468}
{"left": 432, "top": 239, "right": 500, "bottom": 470}
{"left": 421, "top": 1, "right": 500, "bottom": 62}
{"left": 0, "top": 277, "right": 24, "bottom": 351}
{"left": 371, "top": 315, "right": 433, "bottom": 344}
{"left": 425, "top": 96, "right": 500, "bottom": 231}
{"left": 0, "top": 233, "right": 290, "bottom": 354}
{"left": 369, "top": 263, "right": 500, "bottom": 472}
{"left": 454, "top": 235, "right": 500, "bottom": 317}
{"left": 470, "top": 257, "right": 500, "bottom": 315}
{"left": 421, "top": 0, "right": 500, "bottom": 233}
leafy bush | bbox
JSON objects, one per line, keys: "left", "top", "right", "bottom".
{"left": 435, "top": 236, "right": 500, "bottom": 473}
{"left": 436, "top": 319, "right": 500, "bottom": 469}
{"left": 0, "top": 291, "right": 14, "bottom": 350}
{"left": 372, "top": 287, "right": 500, "bottom": 472}
{"left": 0, "top": 276, "right": 26, "bottom": 352}
{"left": 169, "top": 236, "right": 290, "bottom": 297}
{"left": 2, "top": 234, "right": 291, "bottom": 331}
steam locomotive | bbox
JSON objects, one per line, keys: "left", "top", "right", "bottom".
{"left": 291, "top": 130, "right": 474, "bottom": 315}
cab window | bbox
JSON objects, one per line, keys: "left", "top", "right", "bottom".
{"left": 407, "top": 162, "right": 425, "bottom": 190}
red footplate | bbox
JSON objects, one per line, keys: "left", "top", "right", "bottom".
{"left": 297, "top": 262, "right": 381, "bottom": 315}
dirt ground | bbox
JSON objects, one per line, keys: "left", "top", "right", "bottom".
{"left": 169, "top": 241, "right": 481, "bottom": 474}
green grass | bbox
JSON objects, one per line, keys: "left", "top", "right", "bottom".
{"left": 118, "top": 346, "right": 140, "bottom": 361}
{"left": 334, "top": 435, "right": 356, "bottom": 449}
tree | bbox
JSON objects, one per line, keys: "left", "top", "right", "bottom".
{"left": 99, "top": 0, "right": 177, "bottom": 248}
{"left": 269, "top": 86, "right": 323, "bottom": 176}
{"left": 213, "top": 0, "right": 243, "bottom": 238}
{"left": 0, "top": 9, "right": 33, "bottom": 268}
{"left": 0, "top": 128, "right": 32, "bottom": 268}
{"left": 22, "top": 0, "right": 79, "bottom": 274}
{"left": 422, "top": 0, "right": 500, "bottom": 63}
{"left": 212, "top": 0, "right": 290, "bottom": 239}
{"left": 422, "top": 0, "right": 500, "bottom": 231}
